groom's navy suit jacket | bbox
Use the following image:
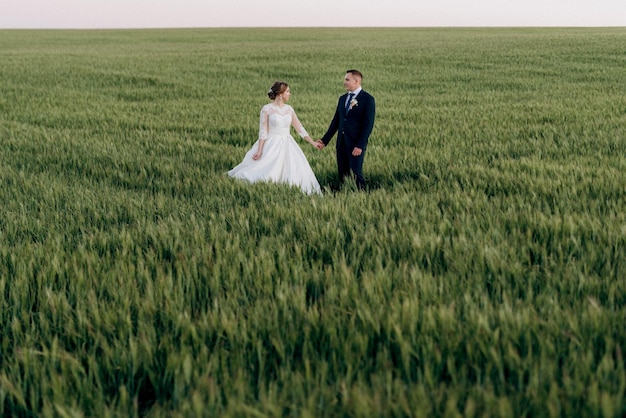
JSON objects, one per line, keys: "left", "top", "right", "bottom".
{"left": 321, "top": 90, "right": 375, "bottom": 152}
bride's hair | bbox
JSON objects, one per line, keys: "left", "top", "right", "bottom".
{"left": 268, "top": 81, "right": 288, "bottom": 100}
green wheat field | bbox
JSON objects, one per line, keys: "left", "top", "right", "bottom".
{"left": 0, "top": 27, "right": 625, "bottom": 417}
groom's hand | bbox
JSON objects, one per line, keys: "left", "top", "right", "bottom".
{"left": 352, "top": 147, "right": 362, "bottom": 156}
{"left": 316, "top": 140, "right": 325, "bottom": 150}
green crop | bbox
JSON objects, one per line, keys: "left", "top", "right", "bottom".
{"left": 0, "top": 27, "right": 624, "bottom": 417}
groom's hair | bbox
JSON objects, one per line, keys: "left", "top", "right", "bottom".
{"left": 346, "top": 69, "right": 363, "bottom": 80}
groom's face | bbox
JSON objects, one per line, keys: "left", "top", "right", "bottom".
{"left": 343, "top": 73, "right": 360, "bottom": 92}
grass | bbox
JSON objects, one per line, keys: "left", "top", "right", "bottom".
{"left": 0, "top": 27, "right": 625, "bottom": 417}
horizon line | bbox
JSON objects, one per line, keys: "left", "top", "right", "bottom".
{"left": 1, "top": 24, "right": 625, "bottom": 30}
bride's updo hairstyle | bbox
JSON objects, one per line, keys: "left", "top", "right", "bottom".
{"left": 268, "top": 81, "right": 288, "bottom": 100}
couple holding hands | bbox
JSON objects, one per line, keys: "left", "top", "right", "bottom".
{"left": 228, "top": 70, "right": 376, "bottom": 195}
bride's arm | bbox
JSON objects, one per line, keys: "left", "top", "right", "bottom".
{"left": 253, "top": 106, "right": 270, "bottom": 159}
{"left": 291, "top": 107, "right": 317, "bottom": 147}
{"left": 252, "top": 139, "right": 265, "bottom": 160}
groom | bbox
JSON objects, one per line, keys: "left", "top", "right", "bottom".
{"left": 317, "top": 69, "right": 375, "bottom": 190}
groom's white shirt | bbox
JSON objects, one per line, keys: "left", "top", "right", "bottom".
{"left": 345, "top": 87, "right": 362, "bottom": 108}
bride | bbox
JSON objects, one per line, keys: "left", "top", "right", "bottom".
{"left": 227, "top": 81, "right": 322, "bottom": 195}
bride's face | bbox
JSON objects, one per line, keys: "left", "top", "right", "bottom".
{"left": 280, "top": 87, "right": 291, "bottom": 102}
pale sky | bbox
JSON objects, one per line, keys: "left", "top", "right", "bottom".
{"left": 1, "top": 0, "right": 625, "bottom": 29}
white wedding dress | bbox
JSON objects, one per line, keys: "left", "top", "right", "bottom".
{"left": 228, "top": 103, "right": 322, "bottom": 195}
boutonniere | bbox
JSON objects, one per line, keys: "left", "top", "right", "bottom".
{"left": 349, "top": 98, "right": 358, "bottom": 110}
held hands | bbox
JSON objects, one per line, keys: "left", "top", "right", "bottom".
{"left": 306, "top": 136, "right": 325, "bottom": 150}
{"left": 310, "top": 139, "right": 359, "bottom": 154}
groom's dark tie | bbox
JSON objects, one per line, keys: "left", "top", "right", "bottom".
{"left": 345, "top": 93, "right": 354, "bottom": 112}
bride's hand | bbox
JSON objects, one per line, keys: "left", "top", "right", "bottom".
{"left": 252, "top": 151, "right": 262, "bottom": 160}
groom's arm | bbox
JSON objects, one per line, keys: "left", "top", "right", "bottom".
{"left": 355, "top": 94, "right": 375, "bottom": 150}
{"left": 321, "top": 103, "right": 341, "bottom": 146}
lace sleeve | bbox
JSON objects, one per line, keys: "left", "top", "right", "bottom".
{"left": 259, "top": 105, "right": 269, "bottom": 140}
{"left": 290, "top": 106, "right": 309, "bottom": 138}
